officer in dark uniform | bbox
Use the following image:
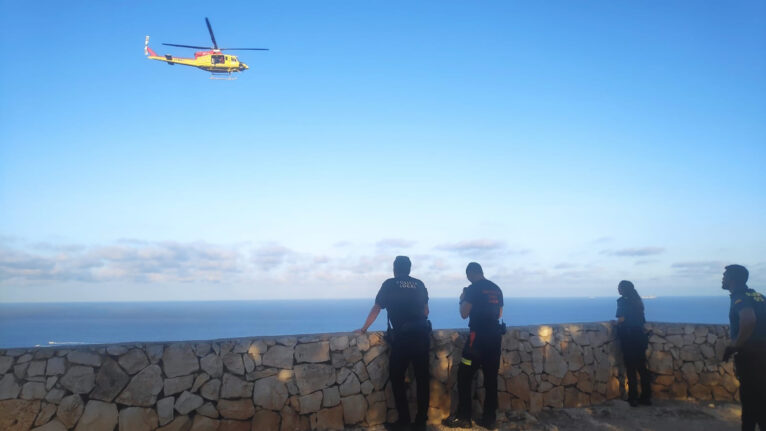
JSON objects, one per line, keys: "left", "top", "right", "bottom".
{"left": 721, "top": 264, "right": 766, "bottom": 431}
{"left": 443, "top": 262, "right": 504, "bottom": 430}
{"left": 357, "top": 256, "right": 430, "bottom": 431}
{"left": 615, "top": 280, "right": 651, "bottom": 406}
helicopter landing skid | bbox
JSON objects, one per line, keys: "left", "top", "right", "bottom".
{"left": 209, "top": 73, "right": 236, "bottom": 80}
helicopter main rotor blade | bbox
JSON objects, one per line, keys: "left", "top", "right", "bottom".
{"left": 219, "top": 48, "right": 270, "bottom": 51}
{"left": 205, "top": 17, "right": 218, "bottom": 50}
{"left": 162, "top": 43, "right": 213, "bottom": 49}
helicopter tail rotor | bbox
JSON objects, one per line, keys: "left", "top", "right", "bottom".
{"left": 144, "top": 36, "right": 159, "bottom": 57}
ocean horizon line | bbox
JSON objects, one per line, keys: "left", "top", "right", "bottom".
{"left": 0, "top": 294, "right": 727, "bottom": 305}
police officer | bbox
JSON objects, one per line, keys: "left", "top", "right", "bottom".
{"left": 443, "top": 262, "right": 504, "bottom": 430}
{"left": 721, "top": 264, "right": 766, "bottom": 431}
{"left": 357, "top": 256, "right": 430, "bottom": 431}
{"left": 615, "top": 280, "right": 651, "bottom": 406}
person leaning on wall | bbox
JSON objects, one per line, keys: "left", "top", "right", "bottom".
{"left": 356, "top": 256, "right": 431, "bottom": 431}
{"left": 721, "top": 264, "right": 766, "bottom": 431}
{"left": 442, "top": 262, "right": 505, "bottom": 430}
{"left": 615, "top": 280, "right": 651, "bottom": 406}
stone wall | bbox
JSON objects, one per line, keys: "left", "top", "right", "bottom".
{"left": 0, "top": 322, "right": 738, "bottom": 431}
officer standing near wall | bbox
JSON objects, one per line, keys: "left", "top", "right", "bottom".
{"left": 615, "top": 280, "right": 651, "bottom": 406}
{"left": 721, "top": 264, "right": 766, "bottom": 431}
{"left": 443, "top": 262, "right": 504, "bottom": 430}
{"left": 357, "top": 256, "right": 430, "bottom": 431}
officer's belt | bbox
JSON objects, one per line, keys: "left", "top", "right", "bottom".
{"left": 470, "top": 320, "right": 503, "bottom": 334}
{"left": 392, "top": 319, "right": 430, "bottom": 334}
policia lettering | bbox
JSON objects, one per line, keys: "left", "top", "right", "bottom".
{"left": 357, "top": 256, "right": 431, "bottom": 431}
{"left": 443, "top": 262, "right": 505, "bottom": 430}
{"left": 722, "top": 264, "right": 766, "bottom": 431}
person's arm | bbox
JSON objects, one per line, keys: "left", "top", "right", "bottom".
{"left": 460, "top": 301, "right": 471, "bottom": 319}
{"left": 615, "top": 299, "right": 625, "bottom": 324}
{"left": 498, "top": 288, "right": 504, "bottom": 320}
{"left": 723, "top": 307, "right": 757, "bottom": 361}
{"left": 460, "top": 286, "right": 472, "bottom": 319}
{"left": 424, "top": 303, "right": 429, "bottom": 317}
{"left": 732, "top": 307, "right": 757, "bottom": 348}
{"left": 356, "top": 304, "right": 382, "bottom": 334}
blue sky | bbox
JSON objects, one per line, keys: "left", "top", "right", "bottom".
{"left": 1, "top": 1, "right": 765, "bottom": 301}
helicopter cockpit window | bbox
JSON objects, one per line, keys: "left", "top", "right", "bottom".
{"left": 212, "top": 55, "right": 225, "bottom": 64}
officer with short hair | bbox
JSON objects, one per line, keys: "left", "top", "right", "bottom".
{"left": 721, "top": 264, "right": 766, "bottom": 431}
{"left": 357, "top": 256, "right": 430, "bottom": 431}
{"left": 443, "top": 262, "right": 504, "bottom": 430}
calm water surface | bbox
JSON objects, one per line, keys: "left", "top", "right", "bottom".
{"left": 0, "top": 296, "right": 730, "bottom": 348}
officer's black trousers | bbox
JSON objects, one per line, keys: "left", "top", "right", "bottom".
{"left": 389, "top": 328, "right": 430, "bottom": 425}
{"left": 456, "top": 330, "right": 501, "bottom": 421}
{"left": 619, "top": 328, "right": 651, "bottom": 402}
{"left": 735, "top": 351, "right": 766, "bottom": 431}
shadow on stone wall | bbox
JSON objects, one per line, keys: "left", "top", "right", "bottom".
{"left": 0, "top": 322, "right": 738, "bottom": 431}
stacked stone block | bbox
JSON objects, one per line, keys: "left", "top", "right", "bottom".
{"left": 644, "top": 323, "right": 738, "bottom": 401}
{"left": 0, "top": 322, "right": 739, "bottom": 430}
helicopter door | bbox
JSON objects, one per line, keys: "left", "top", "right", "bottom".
{"left": 211, "top": 54, "right": 225, "bottom": 65}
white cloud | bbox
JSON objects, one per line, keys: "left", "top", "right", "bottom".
{"left": 0, "top": 241, "right": 243, "bottom": 284}
{"left": 0, "top": 236, "right": 750, "bottom": 300}
{"left": 375, "top": 238, "right": 416, "bottom": 249}
{"left": 671, "top": 261, "right": 726, "bottom": 276}
{"left": 602, "top": 247, "right": 665, "bottom": 257}
{"left": 436, "top": 239, "right": 508, "bottom": 255}
{"left": 250, "top": 243, "right": 295, "bottom": 271}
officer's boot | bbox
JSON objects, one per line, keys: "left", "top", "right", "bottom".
{"left": 442, "top": 415, "right": 472, "bottom": 428}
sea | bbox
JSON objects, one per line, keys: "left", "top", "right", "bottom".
{"left": 0, "top": 296, "right": 731, "bottom": 348}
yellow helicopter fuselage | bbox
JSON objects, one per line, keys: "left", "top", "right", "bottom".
{"left": 144, "top": 18, "right": 266, "bottom": 77}
{"left": 146, "top": 50, "right": 248, "bottom": 74}
{"left": 145, "top": 37, "right": 248, "bottom": 75}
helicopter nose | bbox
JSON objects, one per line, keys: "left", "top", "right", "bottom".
{"left": 239, "top": 63, "right": 249, "bottom": 71}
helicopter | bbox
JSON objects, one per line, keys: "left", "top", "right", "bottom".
{"left": 145, "top": 17, "right": 268, "bottom": 79}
